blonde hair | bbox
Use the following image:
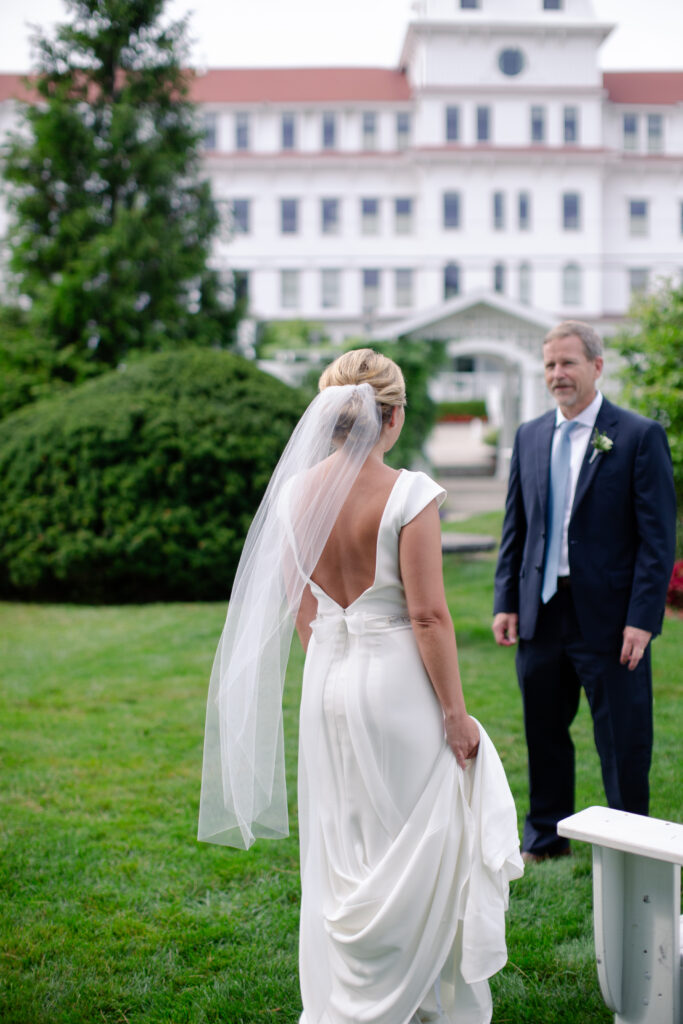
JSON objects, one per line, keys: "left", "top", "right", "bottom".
{"left": 318, "top": 349, "right": 406, "bottom": 425}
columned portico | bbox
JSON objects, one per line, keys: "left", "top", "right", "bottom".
{"left": 372, "top": 291, "right": 555, "bottom": 456}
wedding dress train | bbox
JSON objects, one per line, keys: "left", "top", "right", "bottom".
{"left": 296, "top": 470, "right": 523, "bottom": 1024}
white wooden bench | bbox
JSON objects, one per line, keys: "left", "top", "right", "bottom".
{"left": 558, "top": 806, "right": 683, "bottom": 1024}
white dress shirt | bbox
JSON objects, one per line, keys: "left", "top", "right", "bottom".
{"left": 552, "top": 390, "right": 603, "bottom": 576}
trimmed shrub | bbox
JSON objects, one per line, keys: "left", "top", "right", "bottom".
{"left": 436, "top": 399, "right": 488, "bottom": 421}
{"left": 0, "top": 349, "right": 307, "bottom": 602}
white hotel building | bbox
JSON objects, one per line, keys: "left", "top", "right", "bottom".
{"left": 1, "top": 0, "right": 682, "bottom": 425}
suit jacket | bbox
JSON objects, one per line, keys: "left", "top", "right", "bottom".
{"left": 493, "top": 397, "right": 676, "bottom": 652}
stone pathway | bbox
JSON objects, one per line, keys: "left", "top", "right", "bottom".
{"left": 424, "top": 422, "right": 508, "bottom": 551}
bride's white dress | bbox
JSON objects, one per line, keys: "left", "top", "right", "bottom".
{"left": 296, "top": 470, "right": 523, "bottom": 1024}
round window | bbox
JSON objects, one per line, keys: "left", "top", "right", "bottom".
{"left": 498, "top": 49, "right": 525, "bottom": 77}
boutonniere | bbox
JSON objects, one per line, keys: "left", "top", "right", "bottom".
{"left": 589, "top": 428, "right": 614, "bottom": 464}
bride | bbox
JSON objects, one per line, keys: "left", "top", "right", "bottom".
{"left": 199, "top": 349, "right": 523, "bottom": 1024}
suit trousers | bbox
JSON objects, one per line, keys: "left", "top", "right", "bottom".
{"left": 515, "top": 587, "right": 653, "bottom": 856}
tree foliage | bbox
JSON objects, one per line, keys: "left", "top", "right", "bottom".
{"left": 371, "top": 338, "right": 447, "bottom": 470}
{"left": 0, "top": 350, "right": 306, "bottom": 602}
{"left": 615, "top": 281, "right": 683, "bottom": 518}
{"left": 2, "top": 0, "right": 239, "bottom": 377}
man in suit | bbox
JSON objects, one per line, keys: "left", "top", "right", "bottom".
{"left": 492, "top": 320, "right": 676, "bottom": 863}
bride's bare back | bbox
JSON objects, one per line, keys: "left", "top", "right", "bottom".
{"left": 310, "top": 462, "right": 402, "bottom": 608}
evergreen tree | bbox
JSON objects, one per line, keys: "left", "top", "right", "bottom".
{"left": 2, "top": 0, "right": 240, "bottom": 373}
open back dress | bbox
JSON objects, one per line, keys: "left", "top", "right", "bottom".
{"left": 295, "top": 469, "right": 523, "bottom": 1024}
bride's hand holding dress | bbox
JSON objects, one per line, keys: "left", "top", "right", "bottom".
{"left": 398, "top": 485, "right": 480, "bottom": 769}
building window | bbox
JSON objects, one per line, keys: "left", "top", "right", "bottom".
{"left": 493, "top": 191, "right": 505, "bottom": 230}
{"left": 202, "top": 113, "right": 217, "bottom": 150}
{"left": 564, "top": 106, "right": 579, "bottom": 144}
{"left": 623, "top": 113, "right": 638, "bottom": 151}
{"left": 394, "top": 197, "right": 413, "bottom": 234}
{"left": 647, "top": 113, "right": 663, "bottom": 153}
{"left": 361, "top": 198, "right": 380, "bottom": 235}
{"left": 280, "top": 269, "right": 299, "bottom": 309}
{"left": 322, "top": 112, "right": 337, "bottom": 149}
{"left": 396, "top": 112, "right": 411, "bottom": 149}
{"left": 498, "top": 49, "right": 524, "bottom": 76}
{"left": 493, "top": 263, "right": 505, "bottom": 294}
{"left": 562, "top": 193, "right": 581, "bottom": 230}
{"left": 362, "top": 269, "right": 381, "bottom": 312}
{"left": 443, "top": 192, "right": 461, "bottom": 229}
{"left": 362, "top": 112, "right": 378, "bottom": 149}
{"left": 543, "top": 0, "right": 563, "bottom": 8}
{"left": 280, "top": 198, "right": 298, "bottom": 234}
{"left": 232, "top": 199, "right": 250, "bottom": 234}
{"left": 232, "top": 270, "right": 249, "bottom": 306}
{"left": 460, "top": 0, "right": 479, "bottom": 7}
{"left": 518, "top": 262, "right": 532, "bottom": 305}
{"left": 628, "top": 199, "right": 649, "bottom": 237}
{"left": 321, "top": 269, "right": 341, "bottom": 309}
{"left": 629, "top": 268, "right": 649, "bottom": 297}
{"left": 321, "top": 198, "right": 340, "bottom": 235}
{"left": 444, "top": 263, "right": 461, "bottom": 299}
{"left": 235, "top": 112, "right": 250, "bottom": 151}
{"left": 531, "top": 105, "right": 546, "bottom": 143}
{"left": 395, "top": 269, "right": 414, "bottom": 308}
{"left": 518, "top": 191, "right": 531, "bottom": 230}
{"left": 476, "top": 106, "right": 491, "bottom": 142}
{"left": 446, "top": 106, "right": 460, "bottom": 142}
{"left": 562, "top": 263, "right": 582, "bottom": 306}
{"left": 281, "top": 113, "right": 296, "bottom": 150}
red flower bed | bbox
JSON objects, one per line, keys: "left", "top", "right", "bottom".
{"left": 667, "top": 559, "right": 683, "bottom": 609}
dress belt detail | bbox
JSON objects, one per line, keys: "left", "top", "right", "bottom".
{"left": 310, "top": 611, "right": 412, "bottom": 641}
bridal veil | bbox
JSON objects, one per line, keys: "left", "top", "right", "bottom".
{"left": 198, "top": 383, "right": 382, "bottom": 849}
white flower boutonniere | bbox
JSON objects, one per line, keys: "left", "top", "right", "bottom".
{"left": 589, "top": 428, "right": 614, "bottom": 464}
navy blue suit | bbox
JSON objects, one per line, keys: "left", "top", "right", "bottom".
{"left": 494, "top": 397, "right": 676, "bottom": 854}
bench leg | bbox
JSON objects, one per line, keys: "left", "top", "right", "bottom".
{"left": 592, "top": 846, "right": 681, "bottom": 1023}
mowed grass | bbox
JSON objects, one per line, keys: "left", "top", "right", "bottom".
{"left": 1, "top": 541, "right": 681, "bottom": 1024}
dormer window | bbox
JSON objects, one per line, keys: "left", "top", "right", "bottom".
{"left": 543, "top": 0, "right": 563, "bottom": 8}
{"left": 460, "top": 0, "right": 479, "bottom": 8}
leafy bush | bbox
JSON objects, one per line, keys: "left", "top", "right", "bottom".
{"left": 372, "top": 338, "right": 447, "bottom": 469}
{"left": 615, "top": 281, "right": 683, "bottom": 554}
{"left": 0, "top": 349, "right": 307, "bottom": 602}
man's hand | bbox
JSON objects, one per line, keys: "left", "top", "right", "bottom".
{"left": 620, "top": 625, "right": 652, "bottom": 671}
{"left": 492, "top": 612, "right": 518, "bottom": 646}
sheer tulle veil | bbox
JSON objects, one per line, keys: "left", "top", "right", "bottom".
{"left": 198, "top": 383, "right": 382, "bottom": 849}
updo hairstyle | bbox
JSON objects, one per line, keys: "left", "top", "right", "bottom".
{"left": 319, "top": 349, "right": 406, "bottom": 427}
{"left": 318, "top": 349, "right": 406, "bottom": 444}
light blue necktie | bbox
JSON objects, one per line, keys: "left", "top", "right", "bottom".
{"left": 541, "top": 420, "right": 578, "bottom": 604}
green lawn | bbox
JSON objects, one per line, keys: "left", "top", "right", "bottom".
{"left": 1, "top": 553, "right": 681, "bottom": 1024}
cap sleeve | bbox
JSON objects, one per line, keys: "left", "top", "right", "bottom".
{"left": 400, "top": 470, "right": 446, "bottom": 527}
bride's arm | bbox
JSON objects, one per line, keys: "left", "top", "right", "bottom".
{"left": 295, "top": 584, "right": 318, "bottom": 653}
{"left": 399, "top": 500, "right": 480, "bottom": 768}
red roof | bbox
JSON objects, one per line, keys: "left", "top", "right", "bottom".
{"left": 3, "top": 69, "right": 683, "bottom": 107}
{"left": 603, "top": 71, "right": 683, "bottom": 105}
{"left": 188, "top": 67, "right": 412, "bottom": 104}
{"left": 0, "top": 74, "right": 34, "bottom": 102}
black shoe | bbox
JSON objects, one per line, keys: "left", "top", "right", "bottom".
{"left": 522, "top": 848, "right": 571, "bottom": 865}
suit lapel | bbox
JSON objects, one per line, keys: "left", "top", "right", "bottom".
{"left": 571, "top": 399, "right": 619, "bottom": 516}
{"left": 535, "top": 411, "right": 556, "bottom": 515}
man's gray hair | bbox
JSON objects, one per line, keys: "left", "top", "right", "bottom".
{"left": 543, "top": 320, "right": 603, "bottom": 360}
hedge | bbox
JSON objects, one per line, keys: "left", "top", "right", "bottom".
{"left": 0, "top": 349, "right": 307, "bottom": 602}
{"left": 436, "top": 399, "right": 488, "bottom": 421}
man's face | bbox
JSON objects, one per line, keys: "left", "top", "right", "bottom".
{"left": 543, "top": 334, "right": 603, "bottom": 417}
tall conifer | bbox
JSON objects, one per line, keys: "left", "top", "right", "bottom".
{"left": 3, "top": 0, "right": 239, "bottom": 372}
